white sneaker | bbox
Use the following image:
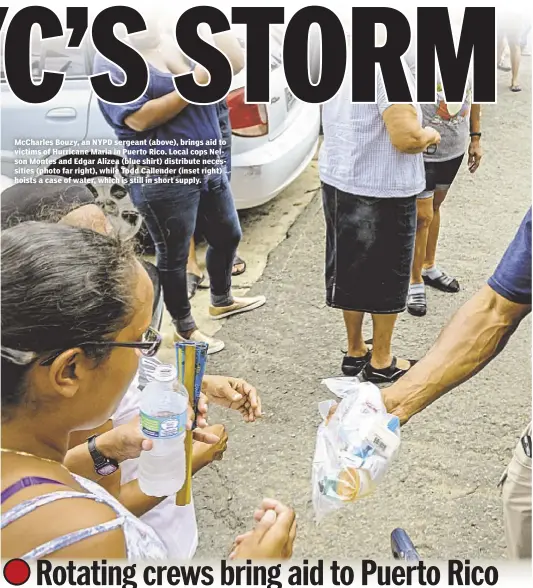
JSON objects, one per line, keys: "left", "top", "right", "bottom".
{"left": 174, "top": 329, "right": 225, "bottom": 355}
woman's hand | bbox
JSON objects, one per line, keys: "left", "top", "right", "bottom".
{"left": 192, "top": 424, "right": 228, "bottom": 474}
{"left": 229, "top": 499, "right": 297, "bottom": 560}
{"left": 468, "top": 138, "right": 483, "bottom": 173}
{"left": 96, "top": 416, "right": 152, "bottom": 463}
{"left": 187, "top": 394, "right": 220, "bottom": 444}
{"left": 202, "top": 375, "right": 261, "bottom": 422}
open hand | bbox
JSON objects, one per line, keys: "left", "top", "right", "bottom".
{"left": 202, "top": 375, "right": 262, "bottom": 422}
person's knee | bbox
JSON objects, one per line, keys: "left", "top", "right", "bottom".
{"left": 416, "top": 201, "right": 434, "bottom": 229}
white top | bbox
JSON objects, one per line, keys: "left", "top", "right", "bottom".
{"left": 319, "top": 41, "right": 425, "bottom": 198}
{"left": 112, "top": 368, "right": 199, "bottom": 559}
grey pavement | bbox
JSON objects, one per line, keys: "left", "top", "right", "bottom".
{"left": 192, "top": 63, "right": 532, "bottom": 560}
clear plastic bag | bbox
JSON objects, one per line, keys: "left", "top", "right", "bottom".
{"left": 312, "top": 381, "right": 401, "bottom": 522}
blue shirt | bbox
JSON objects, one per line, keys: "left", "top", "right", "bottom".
{"left": 93, "top": 54, "right": 221, "bottom": 170}
{"left": 488, "top": 208, "right": 532, "bottom": 305}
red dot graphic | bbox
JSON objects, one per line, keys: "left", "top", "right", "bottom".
{"left": 3, "top": 559, "right": 31, "bottom": 586}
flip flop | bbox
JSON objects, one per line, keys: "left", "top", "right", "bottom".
{"left": 510, "top": 85, "right": 522, "bottom": 92}
{"left": 232, "top": 254, "right": 247, "bottom": 276}
{"left": 187, "top": 272, "right": 205, "bottom": 299}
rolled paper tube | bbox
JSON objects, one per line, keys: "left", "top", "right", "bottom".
{"left": 192, "top": 342, "right": 208, "bottom": 429}
{"left": 175, "top": 342, "right": 197, "bottom": 506}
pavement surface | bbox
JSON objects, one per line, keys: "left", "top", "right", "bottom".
{"left": 161, "top": 63, "right": 531, "bottom": 560}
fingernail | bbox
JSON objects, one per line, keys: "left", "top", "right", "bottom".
{"left": 263, "top": 510, "right": 276, "bottom": 523}
{"left": 233, "top": 393, "right": 243, "bottom": 401}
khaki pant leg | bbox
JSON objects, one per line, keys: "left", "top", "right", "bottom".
{"left": 501, "top": 423, "right": 532, "bottom": 559}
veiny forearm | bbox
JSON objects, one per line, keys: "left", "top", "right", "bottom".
{"left": 387, "top": 285, "right": 529, "bottom": 422}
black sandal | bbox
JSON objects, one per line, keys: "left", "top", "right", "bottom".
{"left": 232, "top": 254, "right": 247, "bottom": 276}
{"left": 187, "top": 273, "right": 205, "bottom": 299}
{"left": 423, "top": 273, "right": 460, "bottom": 293}
{"left": 407, "top": 289, "right": 427, "bottom": 317}
{"left": 362, "top": 357, "right": 417, "bottom": 384}
{"left": 342, "top": 349, "right": 372, "bottom": 376}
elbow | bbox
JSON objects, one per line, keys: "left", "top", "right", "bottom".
{"left": 124, "top": 116, "right": 147, "bottom": 133}
{"left": 390, "top": 130, "right": 426, "bottom": 154}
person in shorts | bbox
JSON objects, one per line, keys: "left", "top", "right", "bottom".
{"left": 319, "top": 51, "right": 440, "bottom": 383}
{"left": 384, "top": 209, "right": 532, "bottom": 558}
{"left": 407, "top": 76, "right": 483, "bottom": 316}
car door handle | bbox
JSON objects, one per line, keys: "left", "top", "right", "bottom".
{"left": 46, "top": 107, "right": 77, "bottom": 119}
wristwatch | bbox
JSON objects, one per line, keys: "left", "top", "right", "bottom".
{"left": 87, "top": 435, "right": 119, "bottom": 476}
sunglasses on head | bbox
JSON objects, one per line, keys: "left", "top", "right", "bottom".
{"left": 39, "top": 326, "right": 162, "bottom": 366}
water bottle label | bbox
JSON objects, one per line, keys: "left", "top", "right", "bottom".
{"left": 140, "top": 411, "right": 187, "bottom": 439}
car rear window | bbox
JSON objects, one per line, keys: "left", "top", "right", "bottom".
{"left": 0, "top": 32, "right": 89, "bottom": 82}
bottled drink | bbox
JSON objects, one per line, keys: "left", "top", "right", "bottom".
{"left": 138, "top": 364, "right": 188, "bottom": 497}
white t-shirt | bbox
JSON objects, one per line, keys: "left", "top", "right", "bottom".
{"left": 112, "top": 372, "right": 198, "bottom": 559}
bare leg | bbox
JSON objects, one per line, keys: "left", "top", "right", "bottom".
{"left": 498, "top": 35, "right": 508, "bottom": 66}
{"left": 343, "top": 310, "right": 368, "bottom": 357}
{"left": 370, "top": 314, "right": 410, "bottom": 370}
{"left": 509, "top": 40, "right": 522, "bottom": 87}
{"left": 411, "top": 197, "right": 434, "bottom": 284}
{"left": 423, "top": 188, "right": 448, "bottom": 271}
{"left": 187, "top": 238, "right": 203, "bottom": 278}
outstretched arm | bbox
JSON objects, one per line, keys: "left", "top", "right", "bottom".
{"left": 383, "top": 284, "right": 531, "bottom": 423}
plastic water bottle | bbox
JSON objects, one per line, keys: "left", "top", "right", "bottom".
{"left": 138, "top": 364, "right": 188, "bottom": 497}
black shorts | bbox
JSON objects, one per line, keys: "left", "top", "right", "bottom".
{"left": 418, "top": 154, "right": 465, "bottom": 199}
{"left": 322, "top": 183, "right": 417, "bottom": 314}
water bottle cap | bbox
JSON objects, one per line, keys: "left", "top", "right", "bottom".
{"left": 153, "top": 364, "right": 177, "bottom": 382}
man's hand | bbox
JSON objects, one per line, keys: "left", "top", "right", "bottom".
{"left": 468, "top": 138, "right": 483, "bottom": 173}
{"left": 192, "top": 424, "right": 228, "bottom": 474}
{"left": 229, "top": 499, "right": 297, "bottom": 560}
{"left": 202, "top": 375, "right": 262, "bottom": 422}
{"left": 380, "top": 388, "right": 413, "bottom": 425}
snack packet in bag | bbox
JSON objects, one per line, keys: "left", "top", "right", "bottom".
{"left": 312, "top": 382, "right": 401, "bottom": 522}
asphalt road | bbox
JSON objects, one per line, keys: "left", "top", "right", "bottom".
{"left": 192, "top": 63, "right": 531, "bottom": 560}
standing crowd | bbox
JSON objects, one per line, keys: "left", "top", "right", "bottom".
{"left": 1, "top": 13, "right": 531, "bottom": 562}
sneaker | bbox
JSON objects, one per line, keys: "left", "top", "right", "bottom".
{"left": 209, "top": 295, "right": 266, "bottom": 320}
{"left": 407, "top": 287, "right": 427, "bottom": 317}
{"left": 174, "top": 329, "right": 225, "bottom": 355}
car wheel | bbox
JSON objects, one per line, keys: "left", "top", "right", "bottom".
{"left": 86, "top": 177, "right": 143, "bottom": 240}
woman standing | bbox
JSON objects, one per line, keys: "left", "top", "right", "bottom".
{"left": 407, "top": 79, "right": 483, "bottom": 316}
{"left": 94, "top": 22, "right": 265, "bottom": 355}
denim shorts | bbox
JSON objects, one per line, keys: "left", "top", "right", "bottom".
{"left": 322, "top": 183, "right": 417, "bottom": 313}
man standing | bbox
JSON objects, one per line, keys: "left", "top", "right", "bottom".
{"left": 319, "top": 52, "right": 440, "bottom": 383}
{"left": 384, "top": 209, "right": 532, "bottom": 558}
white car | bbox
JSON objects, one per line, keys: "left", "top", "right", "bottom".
{"left": 1, "top": 27, "right": 320, "bottom": 237}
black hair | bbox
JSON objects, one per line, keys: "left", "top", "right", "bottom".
{"left": 1, "top": 221, "right": 138, "bottom": 412}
